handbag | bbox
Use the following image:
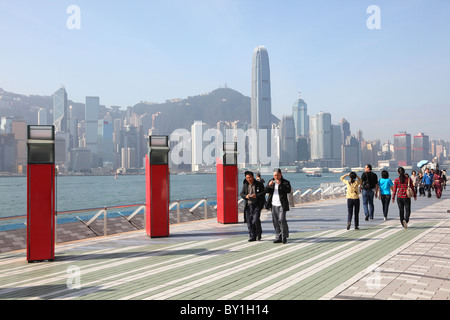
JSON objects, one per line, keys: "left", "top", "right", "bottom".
{"left": 406, "top": 178, "right": 414, "bottom": 198}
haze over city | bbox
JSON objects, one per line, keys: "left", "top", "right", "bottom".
{"left": 1, "top": 0, "right": 450, "bottom": 142}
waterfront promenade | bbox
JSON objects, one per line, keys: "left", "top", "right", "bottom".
{"left": 0, "top": 193, "right": 448, "bottom": 302}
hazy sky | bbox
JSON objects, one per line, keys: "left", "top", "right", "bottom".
{"left": 1, "top": 0, "right": 449, "bottom": 142}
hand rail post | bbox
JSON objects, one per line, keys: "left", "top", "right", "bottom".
{"left": 104, "top": 207, "right": 107, "bottom": 236}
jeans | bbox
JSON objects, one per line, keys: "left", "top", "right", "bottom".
{"left": 272, "top": 206, "right": 289, "bottom": 240}
{"left": 246, "top": 204, "right": 262, "bottom": 240}
{"left": 397, "top": 197, "right": 411, "bottom": 225}
{"left": 362, "top": 189, "right": 375, "bottom": 218}
{"left": 380, "top": 194, "right": 391, "bottom": 218}
{"left": 347, "top": 198, "right": 360, "bottom": 227}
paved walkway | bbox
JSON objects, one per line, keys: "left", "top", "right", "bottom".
{"left": 0, "top": 193, "right": 448, "bottom": 302}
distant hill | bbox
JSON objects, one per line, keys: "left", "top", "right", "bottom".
{"left": 132, "top": 87, "right": 279, "bottom": 135}
{"left": 0, "top": 87, "right": 279, "bottom": 134}
{"left": 0, "top": 88, "right": 85, "bottom": 123}
{"left": 132, "top": 87, "right": 251, "bottom": 135}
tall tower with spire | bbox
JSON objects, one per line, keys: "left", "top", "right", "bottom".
{"left": 251, "top": 46, "right": 272, "bottom": 163}
{"left": 53, "top": 86, "right": 68, "bottom": 133}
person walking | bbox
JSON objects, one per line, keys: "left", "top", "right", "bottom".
{"left": 240, "top": 171, "right": 266, "bottom": 241}
{"left": 265, "top": 168, "right": 292, "bottom": 244}
{"left": 422, "top": 168, "right": 433, "bottom": 198}
{"left": 411, "top": 170, "right": 419, "bottom": 195}
{"left": 378, "top": 170, "right": 394, "bottom": 220}
{"left": 392, "top": 167, "right": 417, "bottom": 229}
{"left": 417, "top": 171, "right": 425, "bottom": 196}
{"left": 255, "top": 173, "right": 265, "bottom": 184}
{"left": 433, "top": 169, "right": 444, "bottom": 199}
{"left": 361, "top": 164, "right": 379, "bottom": 220}
{"left": 442, "top": 170, "right": 447, "bottom": 190}
{"left": 340, "top": 172, "right": 362, "bottom": 230}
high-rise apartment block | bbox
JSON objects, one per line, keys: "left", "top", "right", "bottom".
{"left": 413, "top": 132, "right": 430, "bottom": 162}
{"left": 394, "top": 132, "right": 412, "bottom": 167}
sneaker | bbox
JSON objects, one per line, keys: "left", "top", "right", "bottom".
{"left": 355, "top": 226, "right": 359, "bottom": 230}
{"left": 402, "top": 220, "right": 408, "bottom": 229}
{"left": 383, "top": 217, "right": 387, "bottom": 221}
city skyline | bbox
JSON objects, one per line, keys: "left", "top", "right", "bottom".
{"left": 0, "top": 1, "right": 450, "bottom": 143}
{"left": 1, "top": 81, "right": 448, "bottom": 174}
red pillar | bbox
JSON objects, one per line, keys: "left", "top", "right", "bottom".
{"left": 145, "top": 136, "right": 170, "bottom": 238}
{"left": 26, "top": 125, "right": 56, "bottom": 262}
{"left": 216, "top": 157, "right": 238, "bottom": 224}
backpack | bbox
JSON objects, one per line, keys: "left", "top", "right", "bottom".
{"left": 362, "top": 173, "right": 372, "bottom": 190}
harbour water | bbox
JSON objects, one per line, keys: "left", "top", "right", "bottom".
{"left": 0, "top": 171, "right": 351, "bottom": 219}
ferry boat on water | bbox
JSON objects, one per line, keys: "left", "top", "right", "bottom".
{"left": 306, "top": 173, "right": 322, "bottom": 177}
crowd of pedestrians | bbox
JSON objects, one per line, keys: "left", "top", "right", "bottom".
{"left": 240, "top": 164, "right": 446, "bottom": 242}
{"left": 341, "top": 164, "right": 446, "bottom": 230}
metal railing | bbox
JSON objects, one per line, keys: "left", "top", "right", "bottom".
{"left": 59, "top": 204, "right": 146, "bottom": 237}
{"left": 0, "top": 184, "right": 346, "bottom": 237}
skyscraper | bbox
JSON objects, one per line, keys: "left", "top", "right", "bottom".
{"left": 251, "top": 46, "right": 272, "bottom": 162}
{"left": 340, "top": 118, "right": 351, "bottom": 142}
{"left": 38, "top": 108, "right": 48, "bottom": 126}
{"left": 413, "top": 132, "right": 430, "bottom": 162}
{"left": 342, "top": 136, "right": 361, "bottom": 167}
{"left": 11, "top": 119, "right": 27, "bottom": 172}
{"left": 394, "top": 132, "right": 412, "bottom": 166}
{"left": 53, "top": 87, "right": 68, "bottom": 133}
{"left": 292, "top": 93, "right": 309, "bottom": 138}
{"left": 85, "top": 96, "right": 99, "bottom": 167}
{"left": 98, "top": 120, "right": 114, "bottom": 167}
{"left": 280, "top": 115, "right": 297, "bottom": 165}
{"left": 310, "top": 112, "right": 332, "bottom": 161}
{"left": 331, "top": 124, "right": 343, "bottom": 166}
{"left": 0, "top": 133, "right": 16, "bottom": 172}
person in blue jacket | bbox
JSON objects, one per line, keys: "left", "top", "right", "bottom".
{"left": 422, "top": 168, "right": 434, "bottom": 198}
